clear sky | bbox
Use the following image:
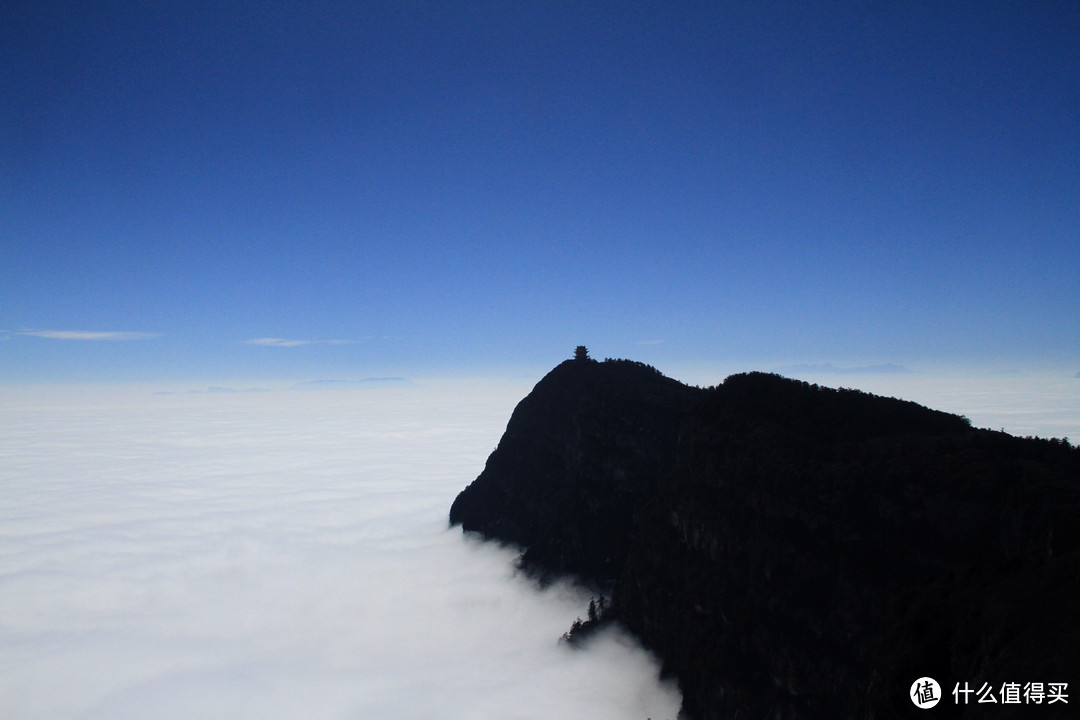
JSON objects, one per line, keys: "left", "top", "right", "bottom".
{"left": 3, "top": 1, "right": 1078, "bottom": 384}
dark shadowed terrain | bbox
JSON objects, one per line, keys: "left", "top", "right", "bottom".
{"left": 451, "top": 356, "right": 1080, "bottom": 719}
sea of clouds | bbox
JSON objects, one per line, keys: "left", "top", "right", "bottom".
{"left": 0, "top": 381, "right": 680, "bottom": 720}
{"left": 785, "top": 371, "right": 1080, "bottom": 442}
{"left": 3, "top": 370, "right": 1076, "bottom": 720}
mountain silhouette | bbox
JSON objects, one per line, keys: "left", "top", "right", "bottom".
{"left": 451, "top": 355, "right": 1080, "bottom": 719}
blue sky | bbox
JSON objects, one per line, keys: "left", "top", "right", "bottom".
{"left": 3, "top": 1, "right": 1077, "bottom": 383}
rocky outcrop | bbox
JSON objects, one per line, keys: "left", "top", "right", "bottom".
{"left": 450, "top": 357, "right": 1080, "bottom": 719}
{"left": 450, "top": 357, "right": 702, "bottom": 583}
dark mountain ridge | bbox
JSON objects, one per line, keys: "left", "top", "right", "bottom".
{"left": 450, "top": 356, "right": 1080, "bottom": 719}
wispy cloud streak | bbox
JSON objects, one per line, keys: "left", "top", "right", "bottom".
{"left": 19, "top": 330, "right": 162, "bottom": 341}
{"left": 245, "top": 337, "right": 314, "bottom": 347}
{"left": 244, "top": 337, "right": 363, "bottom": 347}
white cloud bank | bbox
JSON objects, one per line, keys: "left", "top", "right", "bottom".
{"left": 0, "top": 381, "right": 681, "bottom": 720}
{"left": 18, "top": 330, "right": 161, "bottom": 341}
{"left": 782, "top": 371, "right": 1080, "bottom": 441}
{"left": 6, "top": 372, "right": 1072, "bottom": 720}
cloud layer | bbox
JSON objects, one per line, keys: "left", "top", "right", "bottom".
{"left": 778, "top": 371, "right": 1080, "bottom": 441}
{"left": 18, "top": 330, "right": 161, "bottom": 341}
{"left": 0, "top": 381, "right": 680, "bottom": 720}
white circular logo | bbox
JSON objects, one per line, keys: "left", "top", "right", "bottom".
{"left": 911, "top": 677, "right": 941, "bottom": 709}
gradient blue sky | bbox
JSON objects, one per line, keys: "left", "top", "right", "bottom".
{"left": 3, "top": 1, "right": 1077, "bottom": 383}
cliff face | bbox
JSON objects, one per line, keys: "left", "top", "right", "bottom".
{"left": 450, "top": 359, "right": 1080, "bottom": 720}
{"left": 450, "top": 358, "right": 703, "bottom": 582}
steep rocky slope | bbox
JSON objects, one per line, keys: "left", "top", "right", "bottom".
{"left": 450, "top": 357, "right": 702, "bottom": 583}
{"left": 450, "top": 357, "right": 1080, "bottom": 719}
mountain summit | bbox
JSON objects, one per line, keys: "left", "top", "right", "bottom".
{"left": 450, "top": 357, "right": 1080, "bottom": 720}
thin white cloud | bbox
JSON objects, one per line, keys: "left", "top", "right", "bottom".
{"left": 245, "top": 337, "right": 363, "bottom": 347}
{"left": 245, "top": 337, "right": 314, "bottom": 347}
{"left": 19, "top": 330, "right": 161, "bottom": 341}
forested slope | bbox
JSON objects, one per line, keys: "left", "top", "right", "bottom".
{"left": 450, "top": 357, "right": 1080, "bottom": 719}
